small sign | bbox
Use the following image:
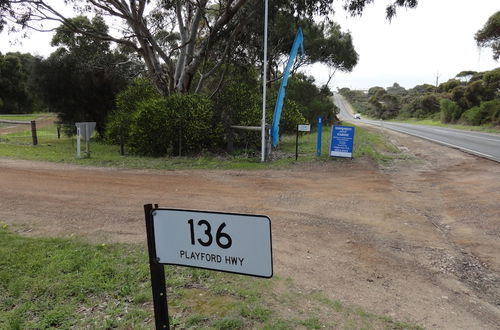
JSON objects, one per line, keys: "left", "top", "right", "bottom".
{"left": 151, "top": 208, "right": 273, "bottom": 278}
{"left": 75, "top": 122, "right": 96, "bottom": 141}
{"left": 298, "top": 124, "right": 311, "bottom": 132}
{"left": 330, "top": 125, "right": 355, "bottom": 158}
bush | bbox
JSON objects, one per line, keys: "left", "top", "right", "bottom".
{"left": 214, "top": 76, "right": 262, "bottom": 150}
{"left": 106, "top": 78, "right": 160, "bottom": 144}
{"left": 460, "top": 99, "right": 500, "bottom": 126}
{"left": 128, "top": 94, "right": 214, "bottom": 156}
{"left": 285, "top": 74, "right": 337, "bottom": 125}
{"left": 440, "top": 99, "right": 463, "bottom": 123}
{"left": 279, "top": 99, "right": 307, "bottom": 134}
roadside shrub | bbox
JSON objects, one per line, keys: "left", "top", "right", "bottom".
{"left": 214, "top": 76, "right": 261, "bottom": 151}
{"left": 106, "top": 78, "right": 160, "bottom": 145}
{"left": 440, "top": 99, "right": 463, "bottom": 123}
{"left": 279, "top": 99, "right": 308, "bottom": 134}
{"left": 460, "top": 99, "right": 500, "bottom": 126}
{"left": 285, "top": 74, "right": 337, "bottom": 125}
{"left": 128, "top": 94, "right": 213, "bottom": 156}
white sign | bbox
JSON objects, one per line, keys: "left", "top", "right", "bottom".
{"left": 152, "top": 209, "right": 273, "bottom": 278}
{"left": 298, "top": 124, "right": 311, "bottom": 132}
{"left": 75, "top": 122, "right": 96, "bottom": 141}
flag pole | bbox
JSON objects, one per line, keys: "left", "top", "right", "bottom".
{"left": 261, "top": 0, "right": 269, "bottom": 162}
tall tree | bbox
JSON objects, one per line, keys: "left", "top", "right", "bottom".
{"left": 33, "top": 16, "right": 138, "bottom": 136}
{"left": 475, "top": 11, "right": 500, "bottom": 60}
{"left": 3, "top": 0, "right": 417, "bottom": 96}
{"left": 0, "top": 52, "right": 36, "bottom": 113}
{"left": 0, "top": 0, "right": 9, "bottom": 31}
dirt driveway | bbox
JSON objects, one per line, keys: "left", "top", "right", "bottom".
{"left": 0, "top": 127, "right": 499, "bottom": 329}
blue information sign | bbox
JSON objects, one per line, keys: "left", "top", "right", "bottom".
{"left": 330, "top": 125, "right": 355, "bottom": 158}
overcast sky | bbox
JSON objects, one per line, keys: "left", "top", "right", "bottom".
{"left": 1, "top": 0, "right": 498, "bottom": 91}
{"left": 307, "top": 0, "right": 499, "bottom": 90}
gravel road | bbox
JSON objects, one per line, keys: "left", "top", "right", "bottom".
{"left": 1, "top": 126, "right": 499, "bottom": 329}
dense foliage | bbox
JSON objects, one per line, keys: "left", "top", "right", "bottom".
{"left": 106, "top": 78, "right": 161, "bottom": 146}
{"left": 1, "top": 1, "right": 354, "bottom": 156}
{"left": 1, "top": 0, "right": 413, "bottom": 95}
{"left": 340, "top": 67, "right": 500, "bottom": 126}
{"left": 128, "top": 94, "right": 215, "bottom": 156}
{"left": 285, "top": 74, "right": 338, "bottom": 125}
{"left": 0, "top": 52, "right": 39, "bottom": 114}
{"left": 109, "top": 68, "right": 333, "bottom": 156}
{"left": 33, "top": 16, "right": 141, "bottom": 136}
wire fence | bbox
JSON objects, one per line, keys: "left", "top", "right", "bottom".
{"left": 0, "top": 119, "right": 61, "bottom": 146}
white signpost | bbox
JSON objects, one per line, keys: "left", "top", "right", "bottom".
{"left": 296, "top": 124, "right": 311, "bottom": 160}
{"left": 75, "top": 122, "right": 96, "bottom": 158}
{"left": 144, "top": 204, "right": 273, "bottom": 329}
{"left": 152, "top": 208, "right": 273, "bottom": 277}
{"left": 298, "top": 124, "right": 311, "bottom": 132}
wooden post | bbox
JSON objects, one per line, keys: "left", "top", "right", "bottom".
{"left": 178, "top": 127, "right": 182, "bottom": 157}
{"left": 30, "top": 120, "right": 38, "bottom": 146}
{"left": 119, "top": 133, "right": 125, "bottom": 156}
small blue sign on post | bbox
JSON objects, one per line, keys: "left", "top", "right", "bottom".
{"left": 330, "top": 125, "right": 355, "bottom": 158}
{"left": 316, "top": 116, "right": 323, "bottom": 157}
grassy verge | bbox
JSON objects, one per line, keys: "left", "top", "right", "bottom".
{"left": 0, "top": 123, "right": 403, "bottom": 169}
{"left": 0, "top": 113, "right": 54, "bottom": 121}
{"left": 390, "top": 118, "right": 500, "bottom": 134}
{"left": 0, "top": 226, "right": 421, "bottom": 329}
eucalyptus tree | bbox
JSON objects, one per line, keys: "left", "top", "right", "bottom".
{"left": 33, "top": 16, "right": 138, "bottom": 136}
{"left": 3, "top": 0, "right": 418, "bottom": 96}
{"left": 0, "top": 52, "right": 36, "bottom": 113}
{"left": 475, "top": 11, "right": 500, "bottom": 61}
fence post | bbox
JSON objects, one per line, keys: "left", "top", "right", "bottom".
{"left": 119, "top": 133, "right": 125, "bottom": 156}
{"left": 30, "top": 120, "right": 38, "bottom": 146}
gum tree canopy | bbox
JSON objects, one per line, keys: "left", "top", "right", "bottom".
{"left": 2, "top": 1, "right": 417, "bottom": 95}
{"left": 475, "top": 11, "right": 500, "bottom": 61}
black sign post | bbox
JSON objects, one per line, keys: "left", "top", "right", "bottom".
{"left": 295, "top": 126, "right": 299, "bottom": 160}
{"left": 144, "top": 204, "right": 273, "bottom": 329}
{"left": 144, "top": 204, "right": 170, "bottom": 330}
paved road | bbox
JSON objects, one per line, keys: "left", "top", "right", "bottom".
{"left": 333, "top": 93, "right": 500, "bottom": 162}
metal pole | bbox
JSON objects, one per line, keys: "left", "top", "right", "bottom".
{"left": 261, "top": 0, "right": 268, "bottom": 162}
{"left": 85, "top": 124, "right": 90, "bottom": 157}
{"left": 295, "top": 126, "right": 299, "bottom": 161}
{"left": 144, "top": 204, "right": 170, "bottom": 330}
{"left": 316, "top": 116, "right": 322, "bottom": 157}
{"left": 76, "top": 127, "right": 81, "bottom": 158}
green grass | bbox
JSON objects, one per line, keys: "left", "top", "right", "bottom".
{"left": 391, "top": 118, "right": 500, "bottom": 134}
{"left": 0, "top": 226, "right": 422, "bottom": 329}
{"left": 0, "top": 123, "right": 403, "bottom": 169}
{"left": 0, "top": 113, "right": 53, "bottom": 121}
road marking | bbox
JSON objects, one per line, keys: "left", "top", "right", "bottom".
{"left": 385, "top": 122, "right": 500, "bottom": 142}
{"left": 426, "top": 127, "right": 500, "bottom": 142}
{"left": 334, "top": 93, "right": 500, "bottom": 162}
{"left": 376, "top": 125, "right": 498, "bottom": 162}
